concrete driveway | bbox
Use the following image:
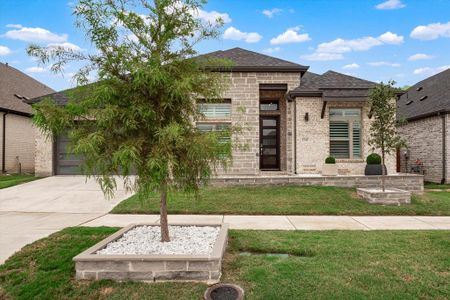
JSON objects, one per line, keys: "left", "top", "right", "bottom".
{"left": 0, "top": 176, "right": 133, "bottom": 264}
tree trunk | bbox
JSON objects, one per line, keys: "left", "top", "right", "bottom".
{"left": 160, "top": 181, "right": 170, "bottom": 242}
{"left": 381, "top": 148, "right": 386, "bottom": 192}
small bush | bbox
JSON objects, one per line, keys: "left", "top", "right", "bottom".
{"left": 366, "top": 153, "right": 381, "bottom": 165}
{"left": 325, "top": 156, "right": 336, "bottom": 164}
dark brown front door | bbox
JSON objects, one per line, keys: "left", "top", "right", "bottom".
{"left": 260, "top": 116, "right": 280, "bottom": 170}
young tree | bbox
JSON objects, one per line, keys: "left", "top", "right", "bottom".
{"left": 368, "top": 81, "right": 405, "bottom": 191}
{"left": 27, "top": 0, "right": 233, "bottom": 242}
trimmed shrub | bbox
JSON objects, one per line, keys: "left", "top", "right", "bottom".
{"left": 325, "top": 156, "right": 336, "bottom": 164}
{"left": 366, "top": 153, "right": 382, "bottom": 165}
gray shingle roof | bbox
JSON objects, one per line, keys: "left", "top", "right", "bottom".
{"left": 198, "top": 47, "right": 308, "bottom": 72}
{"left": 397, "top": 68, "right": 450, "bottom": 121}
{"left": 290, "top": 70, "right": 376, "bottom": 101}
{"left": 0, "top": 63, "right": 54, "bottom": 114}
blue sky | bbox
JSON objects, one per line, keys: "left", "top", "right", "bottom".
{"left": 1, "top": 0, "right": 450, "bottom": 91}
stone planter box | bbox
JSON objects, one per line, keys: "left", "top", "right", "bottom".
{"left": 357, "top": 187, "right": 411, "bottom": 205}
{"left": 74, "top": 223, "right": 229, "bottom": 284}
{"left": 322, "top": 164, "right": 338, "bottom": 176}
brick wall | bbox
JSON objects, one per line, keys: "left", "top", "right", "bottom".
{"left": 0, "top": 112, "right": 35, "bottom": 173}
{"left": 294, "top": 98, "right": 396, "bottom": 175}
{"left": 34, "top": 128, "right": 54, "bottom": 176}
{"left": 398, "top": 115, "right": 444, "bottom": 183}
{"left": 219, "top": 72, "right": 301, "bottom": 175}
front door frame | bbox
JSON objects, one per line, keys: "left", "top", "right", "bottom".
{"left": 259, "top": 115, "right": 280, "bottom": 170}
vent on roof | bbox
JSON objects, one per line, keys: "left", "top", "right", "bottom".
{"left": 406, "top": 100, "right": 413, "bottom": 105}
{"left": 419, "top": 96, "right": 428, "bottom": 101}
{"left": 416, "top": 87, "right": 423, "bottom": 91}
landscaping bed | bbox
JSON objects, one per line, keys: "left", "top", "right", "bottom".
{"left": 1, "top": 227, "right": 449, "bottom": 299}
{"left": 0, "top": 175, "right": 41, "bottom": 189}
{"left": 112, "top": 185, "right": 450, "bottom": 216}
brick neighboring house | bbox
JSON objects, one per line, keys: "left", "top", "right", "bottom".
{"left": 397, "top": 68, "right": 450, "bottom": 184}
{"left": 0, "top": 62, "right": 54, "bottom": 174}
{"left": 28, "top": 48, "right": 395, "bottom": 176}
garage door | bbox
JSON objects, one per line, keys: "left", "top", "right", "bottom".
{"left": 55, "top": 135, "right": 84, "bottom": 175}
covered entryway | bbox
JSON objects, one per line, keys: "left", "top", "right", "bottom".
{"left": 55, "top": 134, "right": 84, "bottom": 175}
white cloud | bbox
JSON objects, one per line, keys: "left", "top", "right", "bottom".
{"left": 375, "top": 0, "right": 405, "bottom": 10}
{"left": 262, "top": 8, "right": 282, "bottom": 18}
{"left": 0, "top": 45, "right": 11, "bottom": 56}
{"left": 378, "top": 31, "right": 404, "bottom": 44}
{"left": 301, "top": 52, "right": 344, "bottom": 61}
{"left": 270, "top": 27, "right": 311, "bottom": 45}
{"left": 408, "top": 53, "right": 433, "bottom": 61}
{"left": 25, "top": 66, "right": 47, "bottom": 73}
{"left": 223, "top": 27, "right": 262, "bottom": 43}
{"left": 368, "top": 61, "right": 401, "bottom": 67}
{"left": 342, "top": 63, "right": 360, "bottom": 69}
{"left": 196, "top": 9, "right": 231, "bottom": 25}
{"left": 262, "top": 47, "right": 281, "bottom": 54}
{"left": 303, "top": 31, "right": 403, "bottom": 61}
{"left": 6, "top": 24, "right": 22, "bottom": 28}
{"left": 47, "top": 42, "right": 82, "bottom": 51}
{"left": 3, "top": 26, "right": 68, "bottom": 43}
{"left": 410, "top": 21, "right": 450, "bottom": 40}
{"left": 413, "top": 65, "right": 450, "bottom": 75}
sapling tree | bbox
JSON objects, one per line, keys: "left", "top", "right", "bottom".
{"left": 27, "top": 0, "right": 234, "bottom": 242}
{"left": 368, "top": 81, "right": 405, "bottom": 191}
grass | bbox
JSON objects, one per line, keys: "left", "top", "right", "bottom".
{"left": 1, "top": 227, "right": 449, "bottom": 299}
{"left": 0, "top": 175, "right": 40, "bottom": 189}
{"left": 111, "top": 185, "right": 450, "bottom": 216}
{"left": 425, "top": 182, "right": 450, "bottom": 190}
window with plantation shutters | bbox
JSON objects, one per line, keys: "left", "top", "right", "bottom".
{"left": 198, "top": 100, "right": 231, "bottom": 119}
{"left": 329, "top": 108, "right": 362, "bottom": 159}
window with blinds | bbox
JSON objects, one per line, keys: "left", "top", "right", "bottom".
{"left": 329, "top": 108, "right": 362, "bottom": 159}
{"left": 196, "top": 123, "right": 231, "bottom": 143}
{"left": 198, "top": 101, "right": 231, "bottom": 119}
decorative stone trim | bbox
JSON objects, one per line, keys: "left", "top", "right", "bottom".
{"left": 210, "top": 174, "right": 424, "bottom": 192}
{"left": 74, "top": 223, "right": 229, "bottom": 284}
{"left": 357, "top": 188, "right": 411, "bottom": 205}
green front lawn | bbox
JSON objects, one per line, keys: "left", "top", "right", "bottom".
{"left": 1, "top": 227, "right": 449, "bottom": 299}
{"left": 425, "top": 182, "right": 450, "bottom": 190}
{"left": 111, "top": 185, "right": 450, "bottom": 215}
{"left": 0, "top": 175, "right": 40, "bottom": 189}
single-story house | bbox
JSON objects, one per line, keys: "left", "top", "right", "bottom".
{"left": 0, "top": 62, "right": 54, "bottom": 174}
{"left": 397, "top": 68, "right": 450, "bottom": 184}
{"left": 27, "top": 47, "right": 395, "bottom": 176}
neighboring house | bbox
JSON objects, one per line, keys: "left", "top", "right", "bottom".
{"left": 28, "top": 47, "right": 395, "bottom": 176}
{"left": 397, "top": 68, "right": 450, "bottom": 184}
{"left": 0, "top": 62, "right": 54, "bottom": 174}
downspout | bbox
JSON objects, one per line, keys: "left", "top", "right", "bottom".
{"left": 442, "top": 114, "right": 447, "bottom": 184}
{"left": 2, "top": 112, "right": 7, "bottom": 173}
{"left": 293, "top": 98, "right": 297, "bottom": 174}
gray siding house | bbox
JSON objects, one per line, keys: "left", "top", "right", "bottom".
{"left": 28, "top": 48, "right": 395, "bottom": 176}
{"left": 397, "top": 68, "right": 450, "bottom": 184}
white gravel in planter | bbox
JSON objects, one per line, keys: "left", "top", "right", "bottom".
{"left": 96, "top": 225, "right": 220, "bottom": 255}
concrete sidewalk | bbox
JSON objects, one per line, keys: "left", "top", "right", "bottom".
{"left": 82, "top": 214, "right": 450, "bottom": 230}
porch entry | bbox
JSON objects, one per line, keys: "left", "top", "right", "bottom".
{"left": 260, "top": 116, "right": 280, "bottom": 170}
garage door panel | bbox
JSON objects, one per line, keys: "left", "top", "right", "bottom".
{"left": 56, "top": 135, "right": 84, "bottom": 175}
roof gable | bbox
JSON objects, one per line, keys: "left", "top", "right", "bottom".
{"left": 0, "top": 63, "right": 54, "bottom": 114}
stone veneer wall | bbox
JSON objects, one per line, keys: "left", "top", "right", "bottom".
{"left": 219, "top": 72, "right": 301, "bottom": 175}
{"left": 34, "top": 127, "right": 54, "bottom": 176}
{"left": 397, "top": 115, "right": 446, "bottom": 183}
{"left": 294, "top": 98, "right": 396, "bottom": 175}
{"left": 0, "top": 112, "right": 35, "bottom": 173}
